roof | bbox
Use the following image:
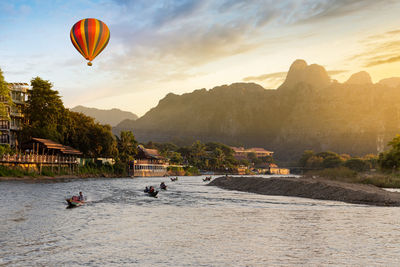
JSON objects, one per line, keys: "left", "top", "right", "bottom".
{"left": 231, "top": 146, "right": 273, "bottom": 154}
{"left": 138, "top": 145, "right": 162, "bottom": 159}
{"left": 7, "top": 83, "right": 29, "bottom": 93}
{"left": 31, "top": 138, "right": 82, "bottom": 155}
{"left": 7, "top": 82, "right": 29, "bottom": 86}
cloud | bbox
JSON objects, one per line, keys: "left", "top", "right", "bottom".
{"left": 365, "top": 56, "right": 400, "bottom": 67}
{"left": 293, "top": 0, "right": 398, "bottom": 24}
{"left": 243, "top": 69, "right": 347, "bottom": 82}
{"left": 327, "top": 70, "right": 348, "bottom": 75}
{"left": 107, "top": 0, "right": 399, "bottom": 75}
{"left": 95, "top": 0, "right": 399, "bottom": 100}
{"left": 348, "top": 29, "right": 400, "bottom": 67}
{"left": 243, "top": 72, "right": 287, "bottom": 82}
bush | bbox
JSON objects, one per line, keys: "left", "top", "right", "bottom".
{"left": 343, "top": 158, "right": 370, "bottom": 172}
{"left": 305, "top": 167, "right": 357, "bottom": 181}
{"left": 0, "top": 165, "right": 36, "bottom": 178}
{"left": 184, "top": 166, "right": 199, "bottom": 176}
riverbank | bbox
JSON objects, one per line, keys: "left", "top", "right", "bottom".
{"left": 0, "top": 173, "right": 125, "bottom": 182}
{"left": 208, "top": 176, "right": 400, "bottom": 206}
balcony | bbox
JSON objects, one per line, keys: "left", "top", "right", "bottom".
{"left": 10, "top": 112, "right": 23, "bottom": 117}
{"left": 12, "top": 99, "right": 25, "bottom": 105}
{"left": 10, "top": 125, "right": 22, "bottom": 131}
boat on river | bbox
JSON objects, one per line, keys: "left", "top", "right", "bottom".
{"left": 160, "top": 182, "right": 167, "bottom": 190}
{"left": 170, "top": 177, "right": 178, "bottom": 182}
{"left": 66, "top": 196, "right": 85, "bottom": 208}
{"left": 203, "top": 176, "right": 212, "bottom": 182}
{"left": 144, "top": 187, "right": 159, "bottom": 198}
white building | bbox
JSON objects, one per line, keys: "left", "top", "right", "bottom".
{"left": 0, "top": 83, "right": 29, "bottom": 147}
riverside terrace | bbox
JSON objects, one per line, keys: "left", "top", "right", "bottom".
{"left": 0, "top": 138, "right": 82, "bottom": 174}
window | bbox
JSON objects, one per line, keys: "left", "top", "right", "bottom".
{"left": 0, "top": 134, "right": 9, "bottom": 143}
{"left": 0, "top": 120, "right": 9, "bottom": 129}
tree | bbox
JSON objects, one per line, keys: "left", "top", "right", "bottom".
{"left": 299, "top": 150, "right": 315, "bottom": 167}
{"left": 379, "top": 135, "right": 400, "bottom": 170}
{"left": 169, "top": 152, "right": 183, "bottom": 165}
{"left": 315, "top": 151, "right": 343, "bottom": 169}
{"left": 64, "top": 111, "right": 116, "bottom": 157}
{"left": 116, "top": 131, "right": 138, "bottom": 163}
{"left": 344, "top": 158, "right": 369, "bottom": 172}
{"left": 20, "top": 78, "right": 117, "bottom": 157}
{"left": 21, "top": 77, "right": 67, "bottom": 143}
{"left": 0, "top": 68, "right": 12, "bottom": 118}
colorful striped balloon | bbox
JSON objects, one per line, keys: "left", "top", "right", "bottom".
{"left": 70, "top": 18, "right": 110, "bottom": 66}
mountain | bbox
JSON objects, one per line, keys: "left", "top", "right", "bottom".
{"left": 378, "top": 77, "right": 400, "bottom": 88}
{"left": 278, "top": 59, "right": 331, "bottom": 90}
{"left": 345, "top": 71, "right": 372, "bottom": 85}
{"left": 114, "top": 60, "right": 400, "bottom": 161}
{"left": 71, "top": 105, "right": 138, "bottom": 126}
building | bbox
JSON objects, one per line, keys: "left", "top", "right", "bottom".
{"left": 267, "top": 163, "right": 290, "bottom": 175}
{"left": 1, "top": 137, "right": 83, "bottom": 174}
{"left": 128, "top": 145, "right": 169, "bottom": 177}
{"left": 0, "top": 83, "right": 29, "bottom": 147}
{"left": 231, "top": 146, "right": 274, "bottom": 160}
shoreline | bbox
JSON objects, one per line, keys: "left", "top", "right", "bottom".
{"left": 0, "top": 174, "right": 126, "bottom": 182}
{"left": 208, "top": 176, "right": 400, "bottom": 206}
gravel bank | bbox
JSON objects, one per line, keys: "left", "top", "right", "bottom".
{"left": 208, "top": 176, "right": 400, "bottom": 206}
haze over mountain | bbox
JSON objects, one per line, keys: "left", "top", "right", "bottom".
{"left": 114, "top": 59, "right": 400, "bottom": 161}
{"left": 72, "top": 105, "right": 138, "bottom": 127}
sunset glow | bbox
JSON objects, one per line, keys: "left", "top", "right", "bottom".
{"left": 2, "top": 0, "right": 400, "bottom": 115}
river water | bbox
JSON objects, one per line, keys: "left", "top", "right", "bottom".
{"left": 1, "top": 175, "right": 400, "bottom": 266}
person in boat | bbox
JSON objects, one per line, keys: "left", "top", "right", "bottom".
{"left": 78, "top": 192, "right": 84, "bottom": 201}
{"left": 160, "top": 182, "right": 167, "bottom": 189}
{"left": 144, "top": 186, "right": 149, "bottom": 193}
{"left": 149, "top": 186, "right": 155, "bottom": 193}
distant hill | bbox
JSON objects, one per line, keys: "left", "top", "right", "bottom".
{"left": 113, "top": 60, "right": 400, "bottom": 161}
{"left": 71, "top": 105, "right": 138, "bottom": 126}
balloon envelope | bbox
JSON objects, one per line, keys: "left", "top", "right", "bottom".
{"left": 70, "top": 18, "right": 110, "bottom": 66}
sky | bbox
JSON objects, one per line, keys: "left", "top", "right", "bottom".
{"left": 2, "top": 0, "right": 400, "bottom": 116}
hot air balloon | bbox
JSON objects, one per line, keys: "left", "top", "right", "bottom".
{"left": 70, "top": 18, "right": 110, "bottom": 66}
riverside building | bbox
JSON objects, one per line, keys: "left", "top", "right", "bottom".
{"left": 231, "top": 146, "right": 274, "bottom": 160}
{"left": 0, "top": 83, "right": 29, "bottom": 147}
{"left": 128, "top": 145, "right": 169, "bottom": 177}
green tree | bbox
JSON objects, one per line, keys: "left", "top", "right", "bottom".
{"left": 64, "top": 111, "right": 116, "bottom": 157}
{"left": 379, "top": 135, "right": 400, "bottom": 170}
{"left": 316, "top": 151, "right": 343, "bottom": 169}
{"left": 0, "top": 68, "right": 12, "bottom": 117}
{"left": 344, "top": 158, "right": 369, "bottom": 172}
{"left": 21, "top": 77, "right": 67, "bottom": 143}
{"left": 299, "top": 150, "right": 314, "bottom": 167}
{"left": 169, "top": 151, "right": 183, "bottom": 165}
{"left": 210, "top": 147, "right": 225, "bottom": 170}
{"left": 117, "top": 131, "right": 138, "bottom": 163}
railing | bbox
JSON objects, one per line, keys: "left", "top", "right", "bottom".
{"left": 10, "top": 125, "right": 22, "bottom": 130}
{"left": 0, "top": 154, "right": 78, "bottom": 164}
{"left": 10, "top": 112, "right": 23, "bottom": 117}
{"left": 134, "top": 159, "right": 167, "bottom": 165}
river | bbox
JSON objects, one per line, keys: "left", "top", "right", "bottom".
{"left": 1, "top": 175, "right": 400, "bottom": 266}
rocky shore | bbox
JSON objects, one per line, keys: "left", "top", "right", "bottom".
{"left": 208, "top": 176, "right": 400, "bottom": 206}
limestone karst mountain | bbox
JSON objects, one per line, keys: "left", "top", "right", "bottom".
{"left": 378, "top": 77, "right": 400, "bottom": 88}
{"left": 113, "top": 60, "right": 400, "bottom": 161}
{"left": 345, "top": 71, "right": 373, "bottom": 85}
{"left": 278, "top": 59, "right": 331, "bottom": 90}
{"left": 72, "top": 105, "right": 138, "bottom": 127}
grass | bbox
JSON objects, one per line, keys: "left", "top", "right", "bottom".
{"left": 305, "top": 167, "right": 400, "bottom": 188}
{"left": 0, "top": 166, "right": 37, "bottom": 178}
